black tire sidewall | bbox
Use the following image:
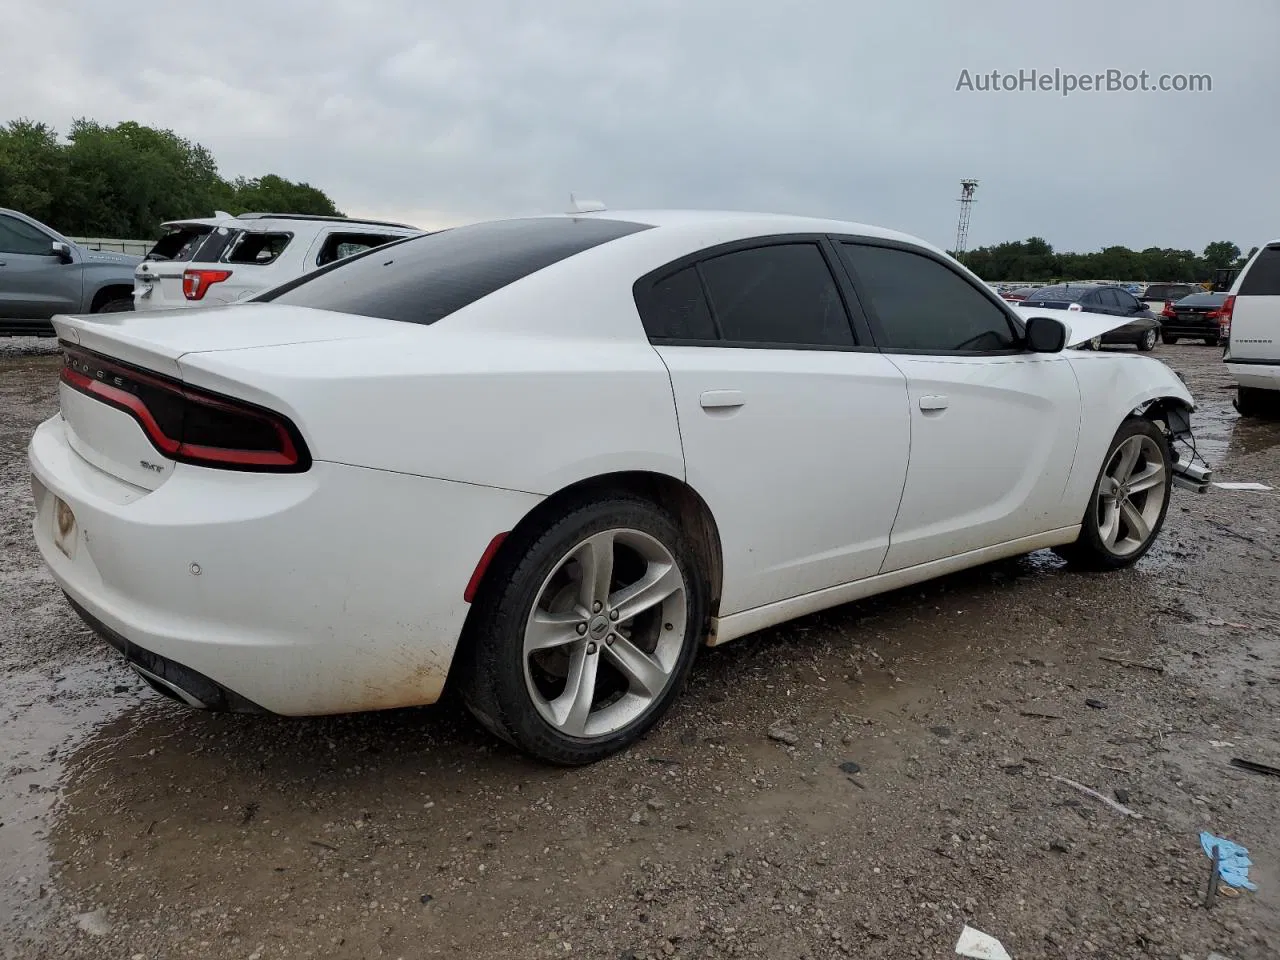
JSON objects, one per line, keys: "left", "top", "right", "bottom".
{"left": 1073, "top": 418, "right": 1172, "bottom": 569}
{"left": 463, "top": 496, "right": 706, "bottom": 765}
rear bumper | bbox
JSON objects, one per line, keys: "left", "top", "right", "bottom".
{"left": 1162, "top": 322, "right": 1218, "bottom": 338}
{"left": 1226, "top": 360, "right": 1280, "bottom": 391}
{"left": 28, "top": 414, "right": 541, "bottom": 715}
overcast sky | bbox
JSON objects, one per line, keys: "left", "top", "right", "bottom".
{"left": 4, "top": 0, "right": 1277, "bottom": 253}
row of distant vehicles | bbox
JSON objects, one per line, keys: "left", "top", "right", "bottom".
{"left": 1, "top": 205, "right": 1276, "bottom": 418}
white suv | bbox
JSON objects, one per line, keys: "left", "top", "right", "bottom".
{"left": 1221, "top": 241, "right": 1280, "bottom": 416}
{"left": 133, "top": 213, "right": 421, "bottom": 311}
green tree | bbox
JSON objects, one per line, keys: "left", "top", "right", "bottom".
{"left": 1203, "top": 241, "right": 1242, "bottom": 272}
{"left": 0, "top": 118, "right": 342, "bottom": 237}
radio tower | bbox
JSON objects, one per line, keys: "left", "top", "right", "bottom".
{"left": 954, "top": 178, "right": 979, "bottom": 257}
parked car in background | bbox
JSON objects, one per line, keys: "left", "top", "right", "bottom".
{"left": 133, "top": 213, "right": 422, "bottom": 310}
{"left": 29, "top": 209, "right": 1207, "bottom": 764}
{"left": 1160, "top": 292, "right": 1228, "bottom": 345}
{"left": 1140, "top": 282, "right": 1199, "bottom": 317}
{"left": 0, "top": 208, "right": 139, "bottom": 335}
{"left": 1001, "top": 286, "right": 1037, "bottom": 303}
{"left": 1221, "top": 241, "right": 1280, "bottom": 416}
{"left": 1019, "top": 283, "right": 1161, "bottom": 350}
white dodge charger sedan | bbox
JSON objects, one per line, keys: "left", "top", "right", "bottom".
{"left": 29, "top": 210, "right": 1208, "bottom": 764}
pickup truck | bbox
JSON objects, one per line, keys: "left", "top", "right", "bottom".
{"left": 0, "top": 208, "right": 140, "bottom": 336}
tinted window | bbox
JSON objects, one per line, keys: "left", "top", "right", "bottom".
{"left": 1178, "top": 293, "right": 1227, "bottom": 307}
{"left": 260, "top": 217, "right": 650, "bottom": 324}
{"left": 697, "top": 244, "right": 853, "bottom": 346}
{"left": 1239, "top": 246, "right": 1280, "bottom": 296}
{"left": 146, "top": 227, "right": 211, "bottom": 262}
{"left": 840, "top": 243, "right": 1017, "bottom": 352}
{"left": 1097, "top": 289, "right": 1121, "bottom": 308}
{"left": 1115, "top": 290, "right": 1141, "bottom": 310}
{"left": 637, "top": 266, "right": 716, "bottom": 341}
{"left": 1025, "top": 285, "right": 1092, "bottom": 303}
{"left": 225, "top": 232, "right": 291, "bottom": 265}
{"left": 0, "top": 214, "right": 53, "bottom": 256}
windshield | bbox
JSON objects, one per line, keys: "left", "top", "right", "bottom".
{"left": 257, "top": 217, "right": 651, "bottom": 324}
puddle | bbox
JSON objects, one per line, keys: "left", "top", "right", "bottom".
{"left": 0, "top": 660, "right": 131, "bottom": 938}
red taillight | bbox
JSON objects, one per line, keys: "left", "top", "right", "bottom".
{"left": 1162, "top": 302, "right": 1177, "bottom": 319}
{"left": 182, "top": 269, "right": 232, "bottom": 301}
{"left": 1218, "top": 295, "right": 1235, "bottom": 338}
{"left": 59, "top": 345, "right": 309, "bottom": 472}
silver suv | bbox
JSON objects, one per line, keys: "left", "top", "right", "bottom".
{"left": 133, "top": 212, "right": 422, "bottom": 310}
{"left": 0, "top": 208, "right": 140, "bottom": 336}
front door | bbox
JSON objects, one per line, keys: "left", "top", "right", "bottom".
{"left": 836, "top": 239, "right": 1082, "bottom": 571}
{"left": 0, "top": 213, "right": 80, "bottom": 319}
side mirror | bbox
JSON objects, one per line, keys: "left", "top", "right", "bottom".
{"left": 1025, "top": 315, "right": 1067, "bottom": 353}
{"left": 50, "top": 241, "right": 73, "bottom": 264}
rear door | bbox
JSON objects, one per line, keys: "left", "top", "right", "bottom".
{"left": 0, "top": 212, "right": 80, "bottom": 319}
{"left": 837, "top": 240, "right": 1082, "bottom": 571}
{"left": 642, "top": 238, "right": 911, "bottom": 616}
{"left": 1229, "top": 244, "right": 1280, "bottom": 363}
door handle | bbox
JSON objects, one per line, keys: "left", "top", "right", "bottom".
{"left": 919, "top": 395, "right": 949, "bottom": 412}
{"left": 700, "top": 390, "right": 745, "bottom": 410}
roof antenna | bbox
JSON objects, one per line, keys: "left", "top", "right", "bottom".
{"left": 568, "top": 193, "right": 606, "bottom": 214}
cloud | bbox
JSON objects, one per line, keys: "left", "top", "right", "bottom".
{"left": 3, "top": 0, "right": 1277, "bottom": 251}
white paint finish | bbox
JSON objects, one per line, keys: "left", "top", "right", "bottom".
{"left": 29, "top": 415, "right": 541, "bottom": 715}
{"left": 29, "top": 210, "right": 1204, "bottom": 719}
{"left": 1060, "top": 353, "right": 1195, "bottom": 518}
{"left": 880, "top": 354, "right": 1080, "bottom": 571}
{"left": 657, "top": 345, "right": 910, "bottom": 615}
{"left": 59, "top": 385, "right": 173, "bottom": 492}
{"left": 1225, "top": 242, "right": 1280, "bottom": 383}
{"left": 1227, "top": 361, "right": 1280, "bottom": 391}
{"left": 711, "top": 526, "right": 1080, "bottom": 646}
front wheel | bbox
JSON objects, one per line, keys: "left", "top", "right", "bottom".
{"left": 459, "top": 496, "right": 706, "bottom": 765}
{"left": 1055, "top": 417, "right": 1172, "bottom": 570}
{"left": 1137, "top": 329, "right": 1158, "bottom": 351}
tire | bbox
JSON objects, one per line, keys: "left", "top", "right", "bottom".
{"left": 1137, "top": 329, "right": 1158, "bottom": 351}
{"left": 1054, "top": 417, "right": 1172, "bottom": 570}
{"left": 1204, "top": 336, "right": 1219, "bottom": 347}
{"left": 459, "top": 496, "right": 707, "bottom": 765}
{"left": 1161, "top": 332, "right": 1179, "bottom": 345}
{"left": 1235, "top": 385, "right": 1274, "bottom": 418}
{"left": 95, "top": 297, "right": 134, "bottom": 313}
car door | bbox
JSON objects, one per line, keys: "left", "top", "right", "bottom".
{"left": 1080, "top": 289, "right": 1112, "bottom": 314}
{"left": 639, "top": 238, "right": 912, "bottom": 617}
{"left": 0, "top": 212, "right": 81, "bottom": 319}
{"left": 836, "top": 239, "right": 1082, "bottom": 572}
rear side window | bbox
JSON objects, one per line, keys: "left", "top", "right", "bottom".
{"left": 637, "top": 267, "right": 717, "bottom": 340}
{"left": 225, "top": 232, "right": 292, "bottom": 265}
{"left": 259, "top": 217, "right": 651, "bottom": 325}
{"left": 841, "top": 243, "right": 1017, "bottom": 352}
{"left": 1239, "top": 246, "right": 1280, "bottom": 296}
{"left": 698, "top": 244, "right": 854, "bottom": 346}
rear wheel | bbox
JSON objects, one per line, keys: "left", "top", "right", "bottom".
{"left": 1204, "top": 336, "right": 1219, "bottom": 347}
{"left": 1137, "top": 329, "right": 1158, "bottom": 351}
{"left": 460, "top": 496, "right": 706, "bottom": 765}
{"left": 1235, "top": 385, "right": 1275, "bottom": 418}
{"left": 1055, "top": 418, "right": 1172, "bottom": 570}
{"left": 1161, "top": 332, "right": 1179, "bottom": 345}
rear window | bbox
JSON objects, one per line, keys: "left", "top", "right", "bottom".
{"left": 225, "top": 231, "right": 292, "bottom": 265}
{"left": 1025, "top": 285, "right": 1091, "bottom": 302}
{"left": 1239, "top": 246, "right": 1280, "bottom": 296}
{"left": 1144, "top": 283, "right": 1196, "bottom": 300}
{"left": 1177, "top": 293, "right": 1226, "bottom": 307}
{"left": 258, "top": 217, "right": 651, "bottom": 325}
{"left": 146, "top": 227, "right": 210, "bottom": 262}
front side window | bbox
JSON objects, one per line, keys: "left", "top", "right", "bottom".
{"left": 697, "top": 243, "right": 854, "bottom": 347}
{"left": 840, "top": 243, "right": 1017, "bottom": 352}
{"left": 0, "top": 214, "right": 54, "bottom": 256}
{"left": 1097, "top": 289, "right": 1121, "bottom": 309}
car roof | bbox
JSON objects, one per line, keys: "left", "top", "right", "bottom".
{"left": 541, "top": 208, "right": 943, "bottom": 253}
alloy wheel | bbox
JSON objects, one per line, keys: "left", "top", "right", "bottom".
{"left": 1094, "top": 434, "right": 1167, "bottom": 556}
{"left": 522, "top": 528, "right": 687, "bottom": 739}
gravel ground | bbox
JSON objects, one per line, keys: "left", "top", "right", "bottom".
{"left": 1, "top": 342, "right": 1278, "bottom": 959}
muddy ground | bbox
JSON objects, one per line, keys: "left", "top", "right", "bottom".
{"left": 1, "top": 337, "right": 1278, "bottom": 960}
